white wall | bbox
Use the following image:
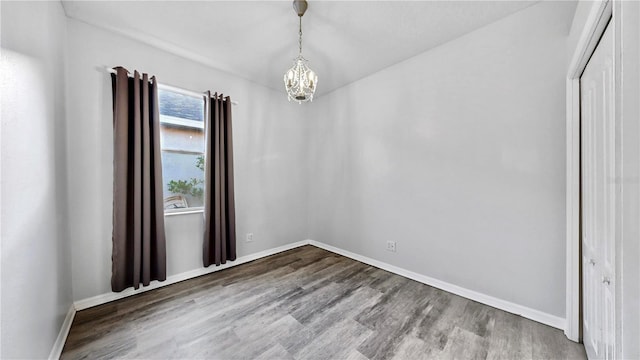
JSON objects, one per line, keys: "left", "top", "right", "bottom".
{"left": 615, "top": 1, "right": 640, "bottom": 359}
{"left": 65, "top": 19, "right": 309, "bottom": 301}
{"left": 616, "top": 1, "right": 640, "bottom": 358}
{"left": 0, "top": 1, "right": 73, "bottom": 358}
{"left": 307, "top": 2, "right": 575, "bottom": 318}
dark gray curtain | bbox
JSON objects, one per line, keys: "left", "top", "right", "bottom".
{"left": 203, "top": 92, "right": 236, "bottom": 267}
{"left": 111, "top": 67, "right": 167, "bottom": 292}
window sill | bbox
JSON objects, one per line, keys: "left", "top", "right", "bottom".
{"left": 164, "top": 208, "right": 204, "bottom": 217}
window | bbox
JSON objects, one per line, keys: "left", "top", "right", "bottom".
{"left": 158, "top": 88, "right": 205, "bottom": 212}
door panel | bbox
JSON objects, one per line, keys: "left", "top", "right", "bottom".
{"left": 580, "top": 19, "right": 615, "bottom": 360}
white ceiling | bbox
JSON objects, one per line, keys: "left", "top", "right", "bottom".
{"left": 62, "top": 1, "right": 541, "bottom": 96}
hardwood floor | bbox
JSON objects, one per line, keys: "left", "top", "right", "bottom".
{"left": 61, "top": 245, "right": 585, "bottom": 359}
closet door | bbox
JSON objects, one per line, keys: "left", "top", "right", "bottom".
{"left": 580, "top": 19, "right": 615, "bottom": 360}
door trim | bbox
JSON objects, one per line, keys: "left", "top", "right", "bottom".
{"left": 565, "top": 0, "right": 612, "bottom": 343}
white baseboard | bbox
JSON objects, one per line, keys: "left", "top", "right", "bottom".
{"left": 74, "top": 240, "right": 309, "bottom": 311}
{"left": 307, "top": 240, "right": 566, "bottom": 330}
{"left": 71, "top": 238, "right": 565, "bottom": 335}
{"left": 48, "top": 304, "right": 76, "bottom": 360}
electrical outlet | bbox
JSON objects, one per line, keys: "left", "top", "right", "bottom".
{"left": 386, "top": 241, "right": 396, "bottom": 252}
{"left": 246, "top": 233, "right": 254, "bottom": 242}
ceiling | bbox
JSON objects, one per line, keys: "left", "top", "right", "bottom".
{"left": 62, "top": 1, "right": 541, "bottom": 97}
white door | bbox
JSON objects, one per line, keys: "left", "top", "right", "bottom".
{"left": 580, "top": 20, "right": 615, "bottom": 360}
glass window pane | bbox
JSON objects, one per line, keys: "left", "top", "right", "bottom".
{"left": 157, "top": 88, "right": 206, "bottom": 212}
{"left": 160, "top": 125, "right": 204, "bottom": 154}
{"left": 158, "top": 89, "right": 204, "bottom": 121}
{"left": 161, "top": 151, "right": 205, "bottom": 209}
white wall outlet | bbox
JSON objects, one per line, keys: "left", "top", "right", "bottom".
{"left": 386, "top": 241, "right": 396, "bottom": 252}
{"left": 246, "top": 233, "right": 254, "bottom": 242}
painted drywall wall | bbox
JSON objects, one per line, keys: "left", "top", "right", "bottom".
{"left": 0, "top": 1, "right": 73, "bottom": 358}
{"left": 65, "top": 19, "right": 308, "bottom": 301}
{"left": 307, "top": 1, "right": 575, "bottom": 318}
{"left": 618, "top": 1, "right": 640, "bottom": 358}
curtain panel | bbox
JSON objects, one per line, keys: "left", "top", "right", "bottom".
{"left": 203, "top": 92, "right": 237, "bottom": 267}
{"left": 111, "top": 67, "right": 167, "bottom": 292}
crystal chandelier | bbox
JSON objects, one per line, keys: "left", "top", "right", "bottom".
{"left": 284, "top": 0, "right": 317, "bottom": 104}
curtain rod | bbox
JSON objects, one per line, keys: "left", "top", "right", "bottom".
{"left": 106, "top": 67, "right": 239, "bottom": 105}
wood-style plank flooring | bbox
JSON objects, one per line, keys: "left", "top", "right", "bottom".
{"left": 61, "top": 245, "right": 586, "bottom": 359}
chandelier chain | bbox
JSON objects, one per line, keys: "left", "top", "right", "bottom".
{"left": 298, "top": 16, "right": 303, "bottom": 55}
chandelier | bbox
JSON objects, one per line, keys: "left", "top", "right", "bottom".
{"left": 284, "top": 0, "right": 318, "bottom": 104}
